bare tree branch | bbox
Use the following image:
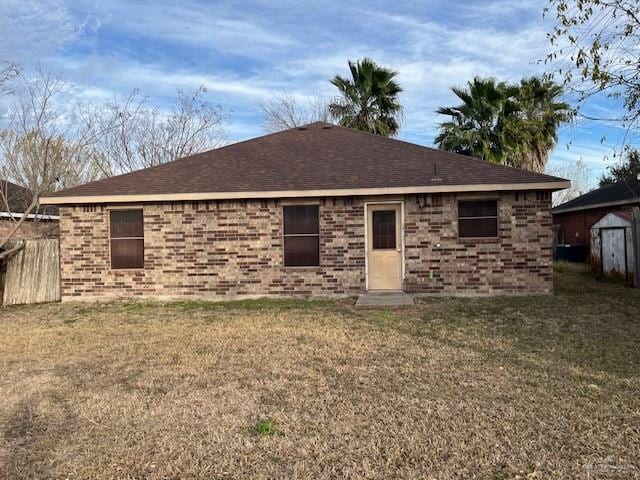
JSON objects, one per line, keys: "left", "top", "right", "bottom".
{"left": 0, "top": 197, "right": 38, "bottom": 248}
{"left": 547, "top": 157, "right": 595, "bottom": 206}
{"left": 0, "top": 66, "right": 104, "bottom": 249}
{"left": 544, "top": 0, "right": 640, "bottom": 129}
{"left": 0, "top": 67, "right": 229, "bottom": 250}
{"left": 0, "top": 61, "right": 20, "bottom": 97}
{"left": 91, "top": 86, "right": 227, "bottom": 175}
{"left": 0, "top": 240, "right": 24, "bottom": 261}
{"left": 259, "top": 93, "right": 330, "bottom": 132}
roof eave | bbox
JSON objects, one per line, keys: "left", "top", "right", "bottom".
{"left": 41, "top": 181, "right": 570, "bottom": 205}
{"left": 552, "top": 197, "right": 640, "bottom": 214}
{"left": 0, "top": 211, "right": 59, "bottom": 220}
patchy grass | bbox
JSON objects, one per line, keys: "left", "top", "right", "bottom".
{"left": 249, "top": 418, "right": 280, "bottom": 437}
{"left": 0, "top": 263, "right": 639, "bottom": 478}
{"left": 167, "top": 296, "right": 343, "bottom": 312}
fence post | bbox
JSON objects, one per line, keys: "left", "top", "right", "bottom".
{"left": 632, "top": 206, "right": 640, "bottom": 288}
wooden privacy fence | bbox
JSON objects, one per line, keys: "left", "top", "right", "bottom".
{"left": 633, "top": 207, "right": 640, "bottom": 288}
{"left": 2, "top": 238, "right": 60, "bottom": 305}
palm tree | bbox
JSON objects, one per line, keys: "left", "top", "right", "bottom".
{"left": 515, "top": 77, "right": 572, "bottom": 173}
{"left": 435, "top": 77, "right": 524, "bottom": 166}
{"left": 329, "top": 58, "right": 403, "bottom": 136}
{"left": 436, "top": 76, "right": 570, "bottom": 172}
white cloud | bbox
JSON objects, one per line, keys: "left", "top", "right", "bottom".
{"left": 71, "top": 0, "right": 296, "bottom": 58}
{"left": 547, "top": 138, "right": 614, "bottom": 183}
{"left": 461, "top": 0, "right": 547, "bottom": 21}
{"left": 0, "top": 0, "right": 79, "bottom": 61}
{"left": 3, "top": 0, "right": 627, "bottom": 184}
{"left": 125, "top": 67, "right": 278, "bottom": 98}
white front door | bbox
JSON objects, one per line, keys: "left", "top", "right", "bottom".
{"left": 367, "top": 203, "right": 402, "bottom": 290}
{"left": 602, "top": 228, "right": 626, "bottom": 275}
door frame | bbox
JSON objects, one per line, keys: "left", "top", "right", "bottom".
{"left": 364, "top": 200, "right": 405, "bottom": 291}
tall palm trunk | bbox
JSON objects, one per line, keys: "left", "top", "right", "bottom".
{"left": 520, "top": 141, "right": 547, "bottom": 173}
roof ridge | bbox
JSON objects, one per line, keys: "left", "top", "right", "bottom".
{"left": 185, "top": 121, "right": 331, "bottom": 158}
{"left": 44, "top": 122, "right": 569, "bottom": 201}
{"left": 57, "top": 123, "right": 342, "bottom": 194}
{"left": 58, "top": 122, "right": 565, "bottom": 195}
{"left": 322, "top": 123, "right": 566, "bottom": 182}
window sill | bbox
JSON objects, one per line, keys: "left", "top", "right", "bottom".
{"left": 458, "top": 237, "right": 500, "bottom": 244}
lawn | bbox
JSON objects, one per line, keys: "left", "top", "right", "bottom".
{"left": 1, "top": 263, "right": 639, "bottom": 479}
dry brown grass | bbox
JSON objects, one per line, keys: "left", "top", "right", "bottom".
{"left": 1, "top": 263, "right": 639, "bottom": 479}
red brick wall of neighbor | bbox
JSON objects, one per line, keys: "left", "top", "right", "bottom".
{"left": 58, "top": 191, "right": 553, "bottom": 299}
{"left": 552, "top": 204, "right": 637, "bottom": 252}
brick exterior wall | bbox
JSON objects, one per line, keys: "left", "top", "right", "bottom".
{"left": 59, "top": 199, "right": 366, "bottom": 299}
{"left": 404, "top": 191, "right": 553, "bottom": 295}
{"left": 58, "top": 190, "right": 553, "bottom": 300}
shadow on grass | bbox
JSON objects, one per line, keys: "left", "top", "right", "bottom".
{"left": 2, "top": 394, "right": 79, "bottom": 479}
{"left": 165, "top": 297, "right": 347, "bottom": 313}
{"left": 407, "top": 263, "right": 640, "bottom": 379}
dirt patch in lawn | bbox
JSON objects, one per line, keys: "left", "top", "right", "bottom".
{"left": 0, "top": 263, "right": 639, "bottom": 479}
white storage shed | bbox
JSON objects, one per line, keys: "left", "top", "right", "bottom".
{"left": 590, "top": 212, "right": 636, "bottom": 283}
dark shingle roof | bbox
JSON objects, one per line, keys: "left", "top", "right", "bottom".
{"left": 1, "top": 180, "right": 58, "bottom": 216}
{"left": 44, "top": 122, "right": 567, "bottom": 202}
{"left": 553, "top": 177, "right": 640, "bottom": 213}
{"left": 1, "top": 179, "right": 31, "bottom": 213}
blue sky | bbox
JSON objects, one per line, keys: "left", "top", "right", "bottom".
{"left": 0, "top": 0, "right": 630, "bottom": 184}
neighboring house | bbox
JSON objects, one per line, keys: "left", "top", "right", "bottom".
{"left": 552, "top": 177, "right": 640, "bottom": 258}
{"left": 41, "top": 122, "right": 569, "bottom": 301}
{"left": 0, "top": 179, "right": 59, "bottom": 240}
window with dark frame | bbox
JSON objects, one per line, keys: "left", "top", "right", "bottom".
{"left": 458, "top": 200, "right": 498, "bottom": 238}
{"left": 283, "top": 205, "right": 320, "bottom": 267}
{"left": 372, "top": 210, "right": 397, "bottom": 249}
{"left": 109, "top": 209, "right": 144, "bottom": 269}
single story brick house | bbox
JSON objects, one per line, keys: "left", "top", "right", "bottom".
{"left": 41, "top": 122, "right": 569, "bottom": 300}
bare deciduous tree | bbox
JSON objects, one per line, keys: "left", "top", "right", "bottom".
{"left": 259, "top": 93, "right": 330, "bottom": 133}
{"left": 545, "top": 0, "right": 640, "bottom": 128}
{"left": 0, "top": 66, "right": 228, "bottom": 254}
{"left": 92, "top": 86, "right": 226, "bottom": 175}
{"left": 547, "top": 157, "right": 594, "bottom": 206}
{"left": 0, "top": 67, "right": 104, "bottom": 256}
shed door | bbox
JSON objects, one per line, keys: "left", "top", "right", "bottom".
{"left": 602, "top": 228, "right": 626, "bottom": 276}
